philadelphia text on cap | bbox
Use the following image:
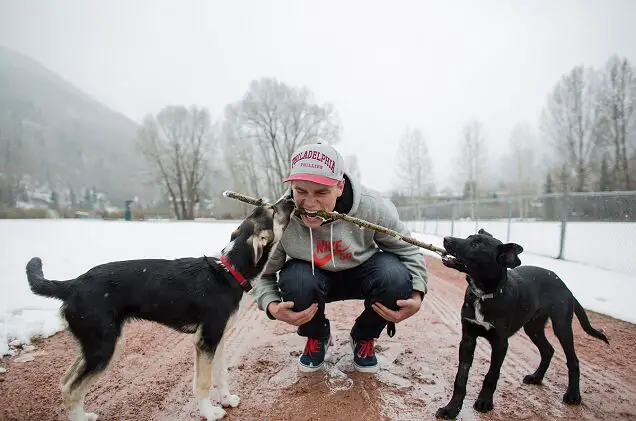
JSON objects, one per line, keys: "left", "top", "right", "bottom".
{"left": 291, "top": 150, "right": 337, "bottom": 173}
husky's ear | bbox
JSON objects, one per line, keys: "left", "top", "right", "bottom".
{"left": 251, "top": 235, "right": 268, "bottom": 265}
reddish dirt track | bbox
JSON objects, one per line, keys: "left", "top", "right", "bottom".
{"left": 1, "top": 257, "right": 635, "bottom": 420}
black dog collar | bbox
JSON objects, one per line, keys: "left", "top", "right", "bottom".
{"left": 467, "top": 276, "right": 503, "bottom": 301}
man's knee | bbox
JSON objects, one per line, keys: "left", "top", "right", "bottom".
{"left": 369, "top": 252, "right": 412, "bottom": 303}
{"left": 278, "top": 260, "right": 329, "bottom": 311}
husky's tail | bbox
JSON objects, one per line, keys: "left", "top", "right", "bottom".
{"left": 26, "top": 257, "right": 73, "bottom": 301}
{"left": 574, "top": 298, "right": 609, "bottom": 344}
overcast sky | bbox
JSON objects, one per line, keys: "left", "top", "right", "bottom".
{"left": 1, "top": 0, "right": 635, "bottom": 193}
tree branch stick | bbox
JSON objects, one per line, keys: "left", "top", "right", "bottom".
{"left": 222, "top": 190, "right": 447, "bottom": 256}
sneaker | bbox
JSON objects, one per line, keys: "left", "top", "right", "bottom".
{"left": 350, "top": 336, "right": 379, "bottom": 373}
{"left": 298, "top": 337, "right": 330, "bottom": 372}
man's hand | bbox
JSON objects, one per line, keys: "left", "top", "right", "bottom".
{"left": 268, "top": 301, "right": 318, "bottom": 326}
{"left": 371, "top": 291, "right": 423, "bottom": 323}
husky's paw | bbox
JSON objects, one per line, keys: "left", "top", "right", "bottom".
{"left": 221, "top": 393, "right": 240, "bottom": 408}
{"left": 199, "top": 398, "right": 226, "bottom": 420}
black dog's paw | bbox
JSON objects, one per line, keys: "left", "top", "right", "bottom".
{"left": 473, "top": 397, "right": 494, "bottom": 413}
{"left": 523, "top": 373, "right": 543, "bottom": 385}
{"left": 435, "top": 405, "right": 460, "bottom": 419}
{"left": 563, "top": 389, "right": 581, "bottom": 405}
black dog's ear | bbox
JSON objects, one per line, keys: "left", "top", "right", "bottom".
{"left": 497, "top": 243, "right": 523, "bottom": 268}
{"left": 478, "top": 228, "right": 493, "bottom": 237}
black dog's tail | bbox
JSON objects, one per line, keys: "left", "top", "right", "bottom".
{"left": 574, "top": 299, "right": 609, "bottom": 344}
{"left": 26, "top": 257, "right": 73, "bottom": 301}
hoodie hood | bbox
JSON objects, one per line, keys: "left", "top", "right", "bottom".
{"left": 334, "top": 173, "right": 362, "bottom": 215}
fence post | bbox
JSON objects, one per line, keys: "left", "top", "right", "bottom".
{"left": 506, "top": 198, "right": 513, "bottom": 242}
{"left": 557, "top": 188, "right": 569, "bottom": 260}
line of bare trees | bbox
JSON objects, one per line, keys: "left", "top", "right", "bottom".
{"left": 541, "top": 55, "right": 635, "bottom": 193}
{"left": 136, "top": 77, "right": 342, "bottom": 219}
{"left": 393, "top": 54, "right": 635, "bottom": 209}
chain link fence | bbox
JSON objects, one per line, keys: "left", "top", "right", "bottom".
{"left": 395, "top": 191, "right": 636, "bottom": 276}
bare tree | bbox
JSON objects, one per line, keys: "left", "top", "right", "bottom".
{"left": 599, "top": 55, "right": 636, "bottom": 190}
{"left": 137, "top": 105, "right": 214, "bottom": 220}
{"left": 541, "top": 65, "right": 604, "bottom": 192}
{"left": 394, "top": 127, "right": 434, "bottom": 196}
{"left": 219, "top": 105, "right": 262, "bottom": 199}
{"left": 227, "top": 77, "right": 341, "bottom": 199}
{"left": 505, "top": 123, "right": 540, "bottom": 217}
{"left": 458, "top": 121, "right": 486, "bottom": 218}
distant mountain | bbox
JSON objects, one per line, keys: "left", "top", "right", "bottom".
{"left": 0, "top": 46, "right": 155, "bottom": 206}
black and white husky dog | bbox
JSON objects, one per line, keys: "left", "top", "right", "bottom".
{"left": 25, "top": 197, "right": 295, "bottom": 421}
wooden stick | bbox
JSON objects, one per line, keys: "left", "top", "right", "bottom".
{"left": 222, "top": 190, "right": 447, "bottom": 256}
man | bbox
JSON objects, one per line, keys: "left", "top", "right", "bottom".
{"left": 252, "top": 142, "right": 428, "bottom": 373}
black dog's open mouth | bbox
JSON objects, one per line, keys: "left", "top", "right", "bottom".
{"left": 442, "top": 254, "right": 469, "bottom": 272}
{"left": 442, "top": 254, "right": 459, "bottom": 267}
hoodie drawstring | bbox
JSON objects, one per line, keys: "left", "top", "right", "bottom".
{"left": 330, "top": 223, "right": 336, "bottom": 269}
{"left": 309, "top": 227, "right": 315, "bottom": 275}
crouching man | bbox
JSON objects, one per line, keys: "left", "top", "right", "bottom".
{"left": 252, "top": 142, "right": 428, "bottom": 373}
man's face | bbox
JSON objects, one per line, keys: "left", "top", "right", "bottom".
{"left": 291, "top": 179, "right": 344, "bottom": 228}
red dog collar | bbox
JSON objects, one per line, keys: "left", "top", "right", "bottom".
{"left": 220, "top": 254, "right": 251, "bottom": 292}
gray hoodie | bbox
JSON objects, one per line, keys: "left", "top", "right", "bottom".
{"left": 252, "top": 173, "right": 429, "bottom": 315}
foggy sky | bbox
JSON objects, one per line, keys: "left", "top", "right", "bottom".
{"left": 1, "top": 0, "right": 635, "bottom": 192}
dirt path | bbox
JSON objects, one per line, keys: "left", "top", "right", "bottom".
{"left": 1, "top": 257, "right": 635, "bottom": 420}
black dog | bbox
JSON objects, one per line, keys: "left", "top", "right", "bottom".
{"left": 25, "top": 197, "right": 295, "bottom": 421}
{"left": 435, "top": 229, "right": 609, "bottom": 419}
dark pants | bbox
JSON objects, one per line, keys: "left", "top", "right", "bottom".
{"left": 278, "top": 251, "right": 413, "bottom": 341}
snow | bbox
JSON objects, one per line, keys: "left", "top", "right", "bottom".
{"left": 1, "top": 218, "right": 635, "bottom": 356}
{"left": 0, "top": 219, "right": 238, "bottom": 356}
{"left": 410, "top": 230, "right": 636, "bottom": 325}
{"left": 408, "top": 219, "right": 636, "bottom": 276}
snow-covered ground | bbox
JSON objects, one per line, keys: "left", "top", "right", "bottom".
{"left": 408, "top": 219, "right": 636, "bottom": 276}
{"left": 1, "top": 218, "right": 635, "bottom": 356}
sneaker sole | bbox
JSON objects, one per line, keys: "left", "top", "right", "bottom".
{"left": 353, "top": 362, "right": 379, "bottom": 373}
{"left": 297, "top": 360, "right": 324, "bottom": 373}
